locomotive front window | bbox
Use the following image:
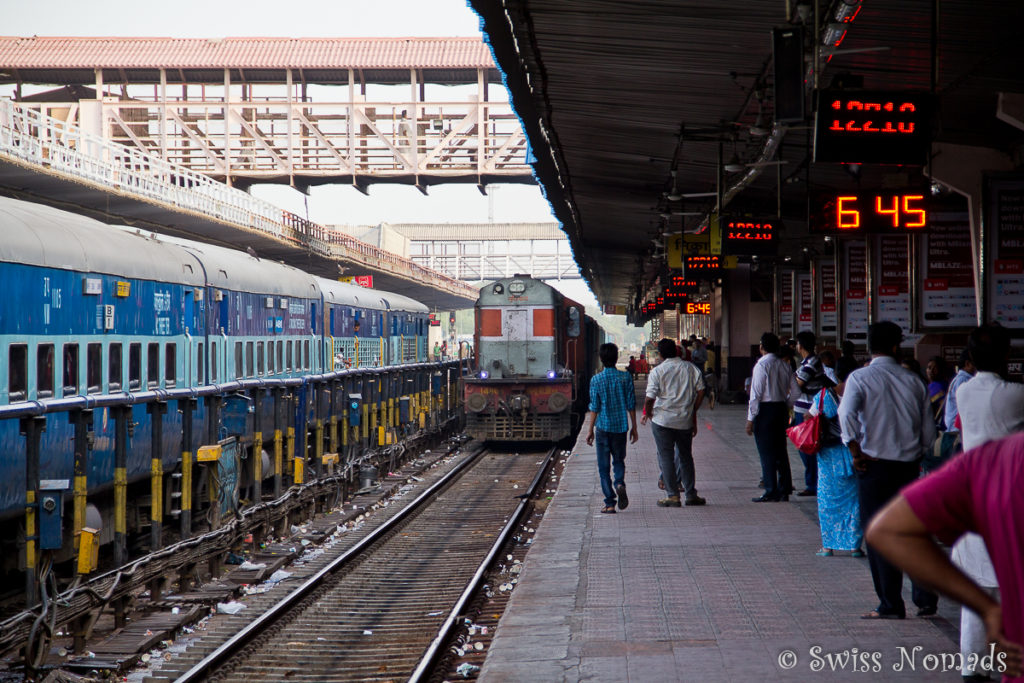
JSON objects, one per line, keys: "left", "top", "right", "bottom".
{"left": 63, "top": 343, "right": 80, "bottom": 396}
{"left": 129, "top": 343, "right": 141, "bottom": 390}
{"left": 147, "top": 343, "right": 160, "bottom": 388}
{"left": 108, "top": 343, "right": 122, "bottom": 392}
{"left": 165, "top": 343, "right": 176, "bottom": 388}
{"left": 87, "top": 342, "right": 102, "bottom": 394}
{"left": 9, "top": 344, "right": 27, "bottom": 402}
{"left": 37, "top": 344, "right": 54, "bottom": 398}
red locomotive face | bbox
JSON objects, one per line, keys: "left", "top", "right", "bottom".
{"left": 464, "top": 380, "right": 572, "bottom": 414}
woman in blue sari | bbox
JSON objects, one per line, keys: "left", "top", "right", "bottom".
{"left": 812, "top": 388, "right": 864, "bottom": 557}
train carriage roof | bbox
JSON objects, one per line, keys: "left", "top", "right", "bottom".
{"left": 0, "top": 195, "right": 205, "bottom": 287}
{"left": 379, "top": 291, "right": 429, "bottom": 315}
{"left": 315, "top": 276, "right": 387, "bottom": 311}
{"left": 130, "top": 228, "right": 319, "bottom": 299}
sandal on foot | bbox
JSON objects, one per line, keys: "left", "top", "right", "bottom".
{"left": 860, "top": 610, "right": 903, "bottom": 620}
{"left": 600, "top": 506, "right": 616, "bottom": 514}
{"left": 815, "top": 548, "right": 833, "bottom": 557}
{"left": 658, "top": 476, "right": 665, "bottom": 491}
{"left": 851, "top": 548, "right": 866, "bottom": 558}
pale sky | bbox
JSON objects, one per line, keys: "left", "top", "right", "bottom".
{"left": 2, "top": 0, "right": 557, "bottom": 226}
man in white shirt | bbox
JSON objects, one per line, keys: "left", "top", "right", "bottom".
{"left": 952, "top": 323, "right": 1024, "bottom": 681}
{"left": 839, "top": 321, "right": 937, "bottom": 620}
{"left": 641, "top": 338, "right": 706, "bottom": 507}
{"left": 746, "top": 332, "right": 800, "bottom": 502}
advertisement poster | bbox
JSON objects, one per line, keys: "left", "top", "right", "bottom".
{"left": 987, "top": 176, "right": 1024, "bottom": 329}
{"left": 921, "top": 210, "right": 976, "bottom": 328}
{"left": 843, "top": 240, "right": 868, "bottom": 342}
{"left": 818, "top": 261, "right": 838, "bottom": 337}
{"left": 797, "top": 272, "right": 813, "bottom": 333}
{"left": 779, "top": 270, "right": 794, "bottom": 336}
{"left": 875, "top": 235, "right": 921, "bottom": 348}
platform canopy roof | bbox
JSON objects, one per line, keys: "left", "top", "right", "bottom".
{"left": 469, "top": 0, "right": 1024, "bottom": 314}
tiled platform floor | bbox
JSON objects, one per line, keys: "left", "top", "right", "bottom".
{"left": 480, "top": 380, "right": 963, "bottom": 681}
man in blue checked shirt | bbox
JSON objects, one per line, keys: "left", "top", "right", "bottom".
{"left": 586, "top": 343, "right": 639, "bottom": 514}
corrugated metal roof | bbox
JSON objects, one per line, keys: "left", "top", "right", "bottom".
{"left": 471, "top": 0, "right": 1024, "bottom": 310}
{"left": 0, "top": 36, "right": 496, "bottom": 70}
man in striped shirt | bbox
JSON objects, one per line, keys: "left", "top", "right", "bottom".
{"left": 586, "top": 343, "right": 639, "bottom": 514}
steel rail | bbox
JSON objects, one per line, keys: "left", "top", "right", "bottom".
{"left": 407, "top": 445, "right": 557, "bottom": 683}
{"left": 173, "top": 443, "right": 488, "bottom": 683}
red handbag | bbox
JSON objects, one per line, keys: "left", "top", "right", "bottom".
{"left": 786, "top": 391, "right": 825, "bottom": 454}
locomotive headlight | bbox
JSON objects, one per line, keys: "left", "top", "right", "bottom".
{"left": 479, "top": 370, "right": 489, "bottom": 380}
{"left": 546, "top": 370, "right": 557, "bottom": 379}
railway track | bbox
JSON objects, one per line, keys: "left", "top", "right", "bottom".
{"left": 157, "top": 445, "right": 554, "bottom": 683}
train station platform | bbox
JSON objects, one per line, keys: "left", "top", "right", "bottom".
{"left": 480, "top": 379, "right": 963, "bottom": 681}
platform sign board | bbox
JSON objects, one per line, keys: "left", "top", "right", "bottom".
{"left": 875, "top": 235, "right": 921, "bottom": 348}
{"left": 843, "top": 240, "right": 868, "bottom": 342}
{"left": 778, "top": 270, "right": 794, "bottom": 337}
{"left": 667, "top": 233, "right": 710, "bottom": 268}
{"left": 920, "top": 210, "right": 977, "bottom": 328}
{"left": 985, "top": 174, "right": 1024, "bottom": 331}
{"left": 818, "top": 261, "right": 838, "bottom": 337}
{"left": 797, "top": 272, "right": 813, "bottom": 332}
{"left": 814, "top": 90, "right": 932, "bottom": 165}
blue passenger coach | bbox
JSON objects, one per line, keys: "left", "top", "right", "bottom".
{"left": 0, "top": 196, "right": 429, "bottom": 568}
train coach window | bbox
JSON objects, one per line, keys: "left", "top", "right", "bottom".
{"left": 87, "top": 343, "right": 102, "bottom": 394}
{"left": 147, "top": 342, "right": 160, "bottom": 388}
{"left": 246, "top": 341, "right": 254, "bottom": 377}
{"left": 304, "top": 340, "right": 310, "bottom": 370}
{"left": 109, "top": 343, "right": 122, "bottom": 392}
{"left": 197, "top": 343, "right": 204, "bottom": 385}
{"left": 277, "top": 341, "right": 283, "bottom": 372}
{"left": 36, "top": 343, "right": 54, "bottom": 398}
{"left": 165, "top": 343, "right": 176, "bottom": 388}
{"left": 286, "top": 340, "right": 293, "bottom": 371}
{"left": 235, "top": 342, "right": 243, "bottom": 379}
{"left": 210, "top": 342, "right": 218, "bottom": 382}
{"left": 63, "top": 343, "right": 80, "bottom": 396}
{"left": 266, "top": 342, "right": 274, "bottom": 374}
{"left": 257, "top": 342, "right": 265, "bottom": 375}
{"left": 129, "top": 343, "right": 141, "bottom": 390}
{"left": 8, "top": 344, "right": 27, "bottom": 402}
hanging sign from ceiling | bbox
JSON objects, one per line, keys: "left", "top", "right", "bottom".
{"left": 813, "top": 90, "right": 932, "bottom": 165}
{"left": 721, "top": 217, "right": 780, "bottom": 256}
{"left": 810, "top": 190, "right": 929, "bottom": 233}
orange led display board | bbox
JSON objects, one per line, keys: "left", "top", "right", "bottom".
{"left": 814, "top": 90, "right": 931, "bottom": 165}
{"left": 811, "top": 191, "right": 929, "bottom": 233}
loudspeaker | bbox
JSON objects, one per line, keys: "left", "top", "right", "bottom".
{"left": 773, "top": 27, "right": 806, "bottom": 123}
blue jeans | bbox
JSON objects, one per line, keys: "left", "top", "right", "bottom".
{"left": 651, "top": 422, "right": 696, "bottom": 499}
{"left": 791, "top": 412, "right": 818, "bottom": 492}
{"left": 595, "top": 429, "right": 627, "bottom": 507}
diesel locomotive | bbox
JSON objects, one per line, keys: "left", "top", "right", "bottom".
{"left": 463, "top": 275, "right": 604, "bottom": 442}
{"left": 0, "top": 196, "right": 432, "bottom": 572}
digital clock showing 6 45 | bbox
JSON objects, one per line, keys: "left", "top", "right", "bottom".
{"left": 810, "top": 190, "right": 929, "bottom": 233}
